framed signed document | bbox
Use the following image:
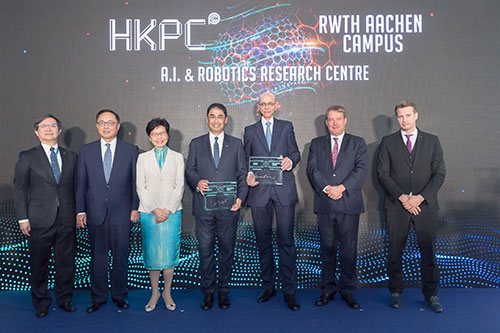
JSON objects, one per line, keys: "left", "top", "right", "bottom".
{"left": 204, "top": 181, "right": 237, "bottom": 211}
{"left": 249, "top": 156, "right": 283, "bottom": 185}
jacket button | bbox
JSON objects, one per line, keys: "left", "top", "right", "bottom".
{"left": 333, "top": 174, "right": 336, "bottom": 177}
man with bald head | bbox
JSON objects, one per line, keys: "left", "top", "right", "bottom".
{"left": 244, "top": 92, "right": 301, "bottom": 311}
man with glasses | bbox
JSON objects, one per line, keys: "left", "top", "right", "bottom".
{"left": 76, "top": 109, "right": 139, "bottom": 313}
{"left": 14, "top": 114, "right": 77, "bottom": 317}
{"left": 244, "top": 92, "right": 301, "bottom": 310}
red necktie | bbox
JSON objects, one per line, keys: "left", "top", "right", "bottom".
{"left": 332, "top": 138, "right": 339, "bottom": 168}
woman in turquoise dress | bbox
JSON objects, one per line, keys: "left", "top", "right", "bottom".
{"left": 136, "top": 118, "right": 185, "bottom": 312}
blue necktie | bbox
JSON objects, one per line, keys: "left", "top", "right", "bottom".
{"left": 103, "top": 143, "right": 112, "bottom": 183}
{"left": 265, "top": 121, "right": 272, "bottom": 151}
{"left": 214, "top": 137, "right": 220, "bottom": 168}
{"left": 49, "top": 147, "right": 60, "bottom": 183}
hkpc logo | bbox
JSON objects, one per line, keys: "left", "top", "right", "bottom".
{"left": 109, "top": 13, "right": 220, "bottom": 51}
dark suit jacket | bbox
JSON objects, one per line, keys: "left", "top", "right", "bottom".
{"left": 307, "top": 134, "right": 367, "bottom": 214}
{"left": 185, "top": 133, "right": 248, "bottom": 216}
{"left": 243, "top": 119, "right": 300, "bottom": 207}
{"left": 75, "top": 139, "right": 139, "bottom": 225}
{"left": 14, "top": 145, "right": 76, "bottom": 227}
{"left": 377, "top": 129, "right": 446, "bottom": 212}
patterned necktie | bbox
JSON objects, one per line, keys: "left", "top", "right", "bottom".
{"left": 332, "top": 137, "right": 339, "bottom": 168}
{"left": 49, "top": 147, "right": 60, "bottom": 183}
{"left": 405, "top": 134, "right": 413, "bottom": 153}
{"left": 265, "top": 121, "right": 272, "bottom": 151}
{"left": 103, "top": 143, "right": 112, "bottom": 183}
{"left": 214, "top": 137, "right": 220, "bottom": 168}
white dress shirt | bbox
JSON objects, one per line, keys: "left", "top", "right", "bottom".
{"left": 100, "top": 137, "right": 117, "bottom": 164}
{"left": 209, "top": 131, "right": 224, "bottom": 159}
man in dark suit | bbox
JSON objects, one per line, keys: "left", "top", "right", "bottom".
{"left": 186, "top": 103, "right": 248, "bottom": 310}
{"left": 244, "top": 92, "right": 301, "bottom": 311}
{"left": 14, "top": 114, "right": 77, "bottom": 318}
{"left": 377, "top": 101, "right": 446, "bottom": 313}
{"left": 76, "top": 109, "right": 139, "bottom": 313}
{"left": 307, "top": 105, "right": 367, "bottom": 309}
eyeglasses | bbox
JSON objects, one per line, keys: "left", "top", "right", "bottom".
{"left": 150, "top": 131, "right": 168, "bottom": 138}
{"left": 38, "top": 123, "right": 58, "bottom": 129}
{"left": 97, "top": 121, "right": 118, "bottom": 127}
{"left": 258, "top": 102, "right": 276, "bottom": 108}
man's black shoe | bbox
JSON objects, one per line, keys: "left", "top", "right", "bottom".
{"left": 60, "top": 301, "right": 76, "bottom": 312}
{"left": 86, "top": 303, "right": 103, "bottom": 313}
{"left": 315, "top": 292, "right": 335, "bottom": 306}
{"left": 390, "top": 293, "right": 402, "bottom": 309}
{"left": 341, "top": 294, "right": 360, "bottom": 309}
{"left": 425, "top": 296, "right": 443, "bottom": 313}
{"left": 284, "top": 294, "right": 300, "bottom": 311}
{"left": 201, "top": 294, "right": 214, "bottom": 311}
{"left": 218, "top": 293, "right": 231, "bottom": 310}
{"left": 35, "top": 307, "right": 49, "bottom": 318}
{"left": 257, "top": 289, "right": 276, "bottom": 303}
{"left": 115, "top": 299, "right": 129, "bottom": 309}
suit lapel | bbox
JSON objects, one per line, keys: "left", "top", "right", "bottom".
{"left": 110, "top": 140, "right": 126, "bottom": 181}
{"left": 395, "top": 132, "right": 412, "bottom": 166}
{"left": 218, "top": 135, "right": 231, "bottom": 168}
{"left": 322, "top": 135, "right": 334, "bottom": 171}
{"left": 337, "top": 134, "right": 350, "bottom": 168}
{"left": 254, "top": 121, "right": 269, "bottom": 154}
{"left": 59, "top": 148, "right": 69, "bottom": 183}
{"left": 271, "top": 119, "right": 282, "bottom": 153}
{"left": 204, "top": 134, "right": 217, "bottom": 170}
{"left": 34, "top": 145, "right": 58, "bottom": 184}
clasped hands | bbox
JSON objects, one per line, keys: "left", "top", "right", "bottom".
{"left": 246, "top": 155, "right": 291, "bottom": 187}
{"left": 325, "top": 184, "right": 345, "bottom": 200}
{"left": 197, "top": 179, "right": 243, "bottom": 211}
{"left": 399, "top": 194, "right": 425, "bottom": 215}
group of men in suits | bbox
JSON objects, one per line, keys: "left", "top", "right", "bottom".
{"left": 14, "top": 96, "right": 446, "bottom": 317}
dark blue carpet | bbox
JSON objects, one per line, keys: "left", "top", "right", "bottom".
{"left": 0, "top": 288, "right": 497, "bottom": 332}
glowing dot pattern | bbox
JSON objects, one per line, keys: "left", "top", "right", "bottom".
{"left": 0, "top": 200, "right": 499, "bottom": 290}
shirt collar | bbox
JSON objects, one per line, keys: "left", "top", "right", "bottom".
{"left": 330, "top": 131, "right": 345, "bottom": 141}
{"left": 400, "top": 128, "right": 418, "bottom": 138}
{"left": 209, "top": 131, "right": 224, "bottom": 141}
{"left": 41, "top": 142, "right": 59, "bottom": 154}
{"left": 100, "top": 137, "right": 117, "bottom": 148}
{"left": 261, "top": 116, "right": 274, "bottom": 127}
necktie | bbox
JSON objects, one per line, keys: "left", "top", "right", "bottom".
{"left": 332, "top": 138, "right": 339, "bottom": 168}
{"left": 103, "top": 143, "right": 112, "bottom": 183}
{"left": 49, "top": 147, "right": 60, "bottom": 183}
{"left": 214, "top": 137, "right": 220, "bottom": 168}
{"left": 405, "top": 134, "right": 413, "bottom": 153}
{"left": 265, "top": 121, "right": 272, "bottom": 151}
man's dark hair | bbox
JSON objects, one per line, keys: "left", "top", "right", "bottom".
{"left": 33, "top": 114, "right": 62, "bottom": 130}
{"left": 145, "top": 118, "right": 170, "bottom": 136}
{"left": 96, "top": 109, "right": 121, "bottom": 123}
{"left": 206, "top": 103, "right": 227, "bottom": 117}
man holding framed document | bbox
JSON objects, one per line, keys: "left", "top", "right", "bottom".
{"left": 186, "top": 103, "right": 248, "bottom": 311}
{"left": 244, "top": 92, "right": 301, "bottom": 311}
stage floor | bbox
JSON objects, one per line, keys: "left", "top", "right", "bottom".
{"left": 1, "top": 288, "right": 497, "bottom": 332}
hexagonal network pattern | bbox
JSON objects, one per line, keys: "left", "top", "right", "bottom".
{"left": 208, "top": 6, "right": 337, "bottom": 104}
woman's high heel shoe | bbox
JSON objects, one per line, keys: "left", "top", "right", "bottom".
{"left": 145, "top": 292, "right": 161, "bottom": 312}
{"left": 163, "top": 290, "right": 176, "bottom": 311}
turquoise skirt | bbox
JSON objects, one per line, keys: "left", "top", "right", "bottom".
{"left": 140, "top": 210, "right": 181, "bottom": 270}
